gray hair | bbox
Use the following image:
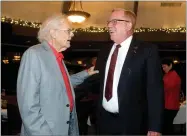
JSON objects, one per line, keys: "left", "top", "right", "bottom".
{"left": 37, "top": 13, "right": 68, "bottom": 43}
{"left": 112, "top": 8, "right": 137, "bottom": 29}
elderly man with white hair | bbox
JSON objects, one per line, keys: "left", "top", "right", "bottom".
{"left": 17, "top": 13, "right": 98, "bottom": 136}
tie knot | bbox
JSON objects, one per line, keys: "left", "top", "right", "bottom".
{"left": 58, "top": 53, "right": 64, "bottom": 61}
{"left": 116, "top": 44, "right": 121, "bottom": 48}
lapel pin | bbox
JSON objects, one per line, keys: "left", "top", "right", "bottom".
{"left": 133, "top": 46, "right": 138, "bottom": 54}
{"left": 128, "top": 68, "right": 131, "bottom": 75}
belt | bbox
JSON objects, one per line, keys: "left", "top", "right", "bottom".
{"left": 103, "top": 108, "right": 119, "bottom": 117}
{"left": 108, "top": 112, "right": 119, "bottom": 117}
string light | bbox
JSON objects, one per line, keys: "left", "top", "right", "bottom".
{"left": 1, "top": 16, "right": 186, "bottom": 33}
{"left": 72, "top": 27, "right": 109, "bottom": 33}
{"left": 1, "top": 16, "right": 41, "bottom": 28}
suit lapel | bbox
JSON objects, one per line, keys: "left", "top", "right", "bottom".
{"left": 122, "top": 37, "right": 139, "bottom": 67}
{"left": 61, "top": 61, "right": 75, "bottom": 98}
{"left": 41, "top": 42, "right": 66, "bottom": 89}
{"left": 118, "top": 37, "right": 140, "bottom": 106}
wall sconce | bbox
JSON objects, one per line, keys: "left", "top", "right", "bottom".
{"left": 2, "top": 57, "right": 9, "bottom": 64}
{"left": 173, "top": 59, "right": 179, "bottom": 64}
{"left": 66, "top": 1, "right": 90, "bottom": 23}
{"left": 77, "top": 60, "right": 83, "bottom": 65}
{"left": 13, "top": 53, "right": 21, "bottom": 61}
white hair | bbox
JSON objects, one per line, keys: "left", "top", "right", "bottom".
{"left": 37, "top": 13, "right": 68, "bottom": 43}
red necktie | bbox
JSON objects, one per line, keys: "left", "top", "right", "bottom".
{"left": 105, "top": 44, "right": 121, "bottom": 101}
{"left": 59, "top": 56, "right": 74, "bottom": 112}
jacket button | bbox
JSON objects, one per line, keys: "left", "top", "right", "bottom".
{"left": 66, "top": 121, "right": 70, "bottom": 124}
{"left": 66, "top": 104, "right": 69, "bottom": 107}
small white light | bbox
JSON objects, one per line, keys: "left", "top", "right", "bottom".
{"left": 68, "top": 15, "right": 86, "bottom": 23}
{"left": 173, "top": 60, "right": 178, "bottom": 64}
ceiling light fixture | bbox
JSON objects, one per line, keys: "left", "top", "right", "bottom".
{"left": 66, "top": 1, "right": 90, "bottom": 23}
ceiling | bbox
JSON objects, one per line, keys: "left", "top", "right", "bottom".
{"left": 1, "top": 1, "right": 186, "bottom": 28}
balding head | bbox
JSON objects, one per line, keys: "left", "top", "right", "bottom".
{"left": 112, "top": 8, "right": 137, "bottom": 29}
{"left": 107, "top": 8, "right": 136, "bottom": 44}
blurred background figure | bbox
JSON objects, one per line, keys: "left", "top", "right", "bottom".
{"left": 162, "top": 58, "right": 181, "bottom": 135}
{"left": 91, "top": 57, "right": 97, "bottom": 67}
{"left": 75, "top": 57, "right": 100, "bottom": 135}
{"left": 1, "top": 89, "right": 6, "bottom": 97}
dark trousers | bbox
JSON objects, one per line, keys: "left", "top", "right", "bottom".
{"left": 163, "top": 109, "right": 178, "bottom": 135}
{"left": 76, "top": 100, "right": 94, "bottom": 135}
{"left": 68, "top": 112, "right": 73, "bottom": 136}
{"left": 97, "top": 107, "right": 122, "bottom": 135}
{"left": 97, "top": 107, "right": 148, "bottom": 135}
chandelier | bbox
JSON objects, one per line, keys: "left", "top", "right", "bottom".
{"left": 66, "top": 1, "right": 90, "bottom": 23}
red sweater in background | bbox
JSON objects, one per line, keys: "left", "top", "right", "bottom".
{"left": 163, "top": 70, "right": 181, "bottom": 110}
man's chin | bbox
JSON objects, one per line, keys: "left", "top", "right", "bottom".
{"left": 60, "top": 47, "right": 67, "bottom": 52}
{"left": 61, "top": 45, "right": 70, "bottom": 52}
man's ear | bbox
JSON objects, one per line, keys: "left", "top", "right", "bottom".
{"left": 125, "top": 22, "right": 133, "bottom": 31}
{"left": 49, "top": 29, "right": 56, "bottom": 39}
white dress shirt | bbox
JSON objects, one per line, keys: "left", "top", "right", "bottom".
{"left": 102, "top": 36, "right": 133, "bottom": 113}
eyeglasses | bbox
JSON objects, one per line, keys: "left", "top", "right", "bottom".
{"left": 107, "top": 19, "right": 130, "bottom": 26}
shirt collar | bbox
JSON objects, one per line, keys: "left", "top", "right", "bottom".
{"left": 114, "top": 35, "right": 133, "bottom": 47}
{"left": 48, "top": 43, "right": 64, "bottom": 60}
{"left": 113, "top": 35, "right": 133, "bottom": 51}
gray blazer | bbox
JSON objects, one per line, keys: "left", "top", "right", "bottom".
{"left": 17, "top": 41, "right": 89, "bottom": 136}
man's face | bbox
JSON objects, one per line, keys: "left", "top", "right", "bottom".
{"left": 53, "top": 20, "right": 74, "bottom": 52}
{"left": 107, "top": 10, "right": 131, "bottom": 43}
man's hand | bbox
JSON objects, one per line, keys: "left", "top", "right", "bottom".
{"left": 147, "top": 131, "right": 161, "bottom": 136}
{"left": 87, "top": 66, "right": 99, "bottom": 76}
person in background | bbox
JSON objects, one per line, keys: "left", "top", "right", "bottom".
{"left": 75, "top": 57, "right": 100, "bottom": 135}
{"left": 91, "top": 57, "right": 97, "bottom": 66}
{"left": 17, "top": 13, "right": 98, "bottom": 136}
{"left": 95, "top": 8, "right": 164, "bottom": 136}
{"left": 162, "top": 58, "right": 181, "bottom": 135}
{"left": 1, "top": 89, "right": 6, "bottom": 96}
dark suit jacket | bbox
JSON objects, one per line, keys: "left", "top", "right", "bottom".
{"left": 95, "top": 37, "right": 164, "bottom": 135}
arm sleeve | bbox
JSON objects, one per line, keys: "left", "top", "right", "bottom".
{"left": 17, "top": 49, "right": 53, "bottom": 135}
{"left": 70, "top": 70, "right": 89, "bottom": 87}
{"left": 146, "top": 45, "right": 164, "bottom": 133}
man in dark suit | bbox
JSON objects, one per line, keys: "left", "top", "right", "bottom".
{"left": 95, "top": 8, "right": 164, "bottom": 136}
